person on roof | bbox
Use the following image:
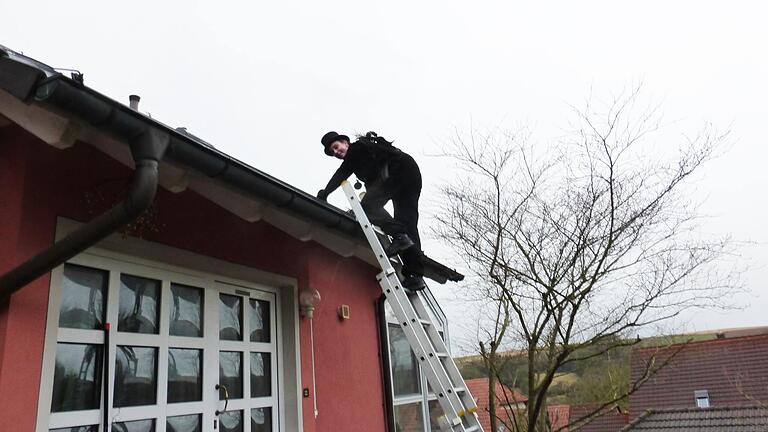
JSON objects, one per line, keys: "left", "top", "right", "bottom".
{"left": 317, "top": 131, "right": 426, "bottom": 291}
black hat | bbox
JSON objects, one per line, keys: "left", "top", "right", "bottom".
{"left": 321, "top": 131, "right": 350, "bottom": 156}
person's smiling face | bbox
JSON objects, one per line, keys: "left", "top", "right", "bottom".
{"left": 329, "top": 140, "right": 349, "bottom": 159}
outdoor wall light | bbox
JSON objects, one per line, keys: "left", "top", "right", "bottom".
{"left": 299, "top": 288, "right": 321, "bottom": 319}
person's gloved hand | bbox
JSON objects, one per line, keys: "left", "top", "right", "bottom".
{"left": 316, "top": 189, "right": 328, "bottom": 201}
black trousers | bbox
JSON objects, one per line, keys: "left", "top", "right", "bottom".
{"left": 361, "top": 155, "right": 424, "bottom": 276}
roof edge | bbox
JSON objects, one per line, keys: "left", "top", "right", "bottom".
{"left": 0, "top": 44, "right": 464, "bottom": 283}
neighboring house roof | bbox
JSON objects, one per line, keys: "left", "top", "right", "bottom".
{"left": 630, "top": 334, "right": 768, "bottom": 418}
{"left": 547, "top": 404, "right": 570, "bottom": 431}
{"left": 621, "top": 406, "right": 768, "bottom": 431}
{"left": 569, "top": 405, "right": 630, "bottom": 432}
{"left": 465, "top": 378, "right": 527, "bottom": 431}
{"left": 0, "top": 44, "right": 463, "bottom": 284}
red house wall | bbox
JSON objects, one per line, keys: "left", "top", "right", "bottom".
{"left": 0, "top": 124, "right": 387, "bottom": 432}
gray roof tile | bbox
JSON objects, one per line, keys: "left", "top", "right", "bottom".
{"left": 623, "top": 406, "right": 768, "bottom": 431}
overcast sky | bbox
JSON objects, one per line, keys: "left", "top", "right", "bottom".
{"left": 3, "top": 1, "right": 766, "bottom": 350}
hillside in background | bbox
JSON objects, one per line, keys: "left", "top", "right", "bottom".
{"left": 456, "top": 327, "right": 768, "bottom": 408}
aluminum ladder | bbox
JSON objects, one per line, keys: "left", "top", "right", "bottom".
{"left": 341, "top": 180, "right": 483, "bottom": 432}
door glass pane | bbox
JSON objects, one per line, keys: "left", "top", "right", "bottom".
{"left": 51, "top": 343, "right": 103, "bottom": 412}
{"left": 428, "top": 399, "right": 443, "bottom": 431}
{"left": 394, "top": 402, "right": 424, "bottom": 432}
{"left": 219, "top": 294, "right": 243, "bottom": 341}
{"left": 111, "top": 419, "right": 155, "bottom": 432}
{"left": 114, "top": 346, "right": 158, "bottom": 407}
{"left": 168, "top": 348, "right": 202, "bottom": 403}
{"left": 251, "top": 407, "right": 272, "bottom": 432}
{"left": 219, "top": 351, "right": 243, "bottom": 399}
{"left": 118, "top": 274, "right": 160, "bottom": 334}
{"left": 389, "top": 324, "right": 420, "bottom": 396}
{"left": 220, "top": 410, "right": 243, "bottom": 432}
{"left": 249, "top": 299, "right": 270, "bottom": 342}
{"left": 250, "top": 352, "right": 272, "bottom": 397}
{"left": 59, "top": 264, "right": 107, "bottom": 329}
{"left": 167, "top": 414, "right": 201, "bottom": 432}
{"left": 169, "top": 284, "right": 204, "bottom": 337}
{"left": 51, "top": 426, "right": 98, "bottom": 432}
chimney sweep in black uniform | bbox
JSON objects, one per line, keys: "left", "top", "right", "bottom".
{"left": 317, "top": 131, "right": 426, "bottom": 291}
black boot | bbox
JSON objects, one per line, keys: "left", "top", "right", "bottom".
{"left": 385, "top": 233, "right": 414, "bottom": 257}
{"left": 402, "top": 275, "right": 426, "bottom": 291}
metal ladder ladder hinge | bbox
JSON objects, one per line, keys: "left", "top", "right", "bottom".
{"left": 341, "top": 180, "right": 483, "bottom": 432}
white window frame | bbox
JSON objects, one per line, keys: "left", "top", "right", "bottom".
{"left": 385, "top": 298, "right": 448, "bottom": 432}
{"left": 35, "top": 219, "right": 303, "bottom": 432}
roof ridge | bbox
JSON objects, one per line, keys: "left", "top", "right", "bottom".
{"left": 633, "top": 332, "right": 768, "bottom": 353}
{"left": 644, "top": 404, "right": 768, "bottom": 414}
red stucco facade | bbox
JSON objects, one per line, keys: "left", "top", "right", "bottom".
{"left": 0, "top": 124, "right": 388, "bottom": 431}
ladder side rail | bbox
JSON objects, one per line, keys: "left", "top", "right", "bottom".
{"left": 341, "top": 181, "right": 467, "bottom": 429}
{"left": 409, "top": 293, "right": 481, "bottom": 421}
{"left": 378, "top": 273, "right": 468, "bottom": 430}
{"left": 339, "top": 181, "right": 402, "bottom": 273}
{"left": 341, "top": 180, "right": 479, "bottom": 431}
{"left": 381, "top": 272, "right": 472, "bottom": 426}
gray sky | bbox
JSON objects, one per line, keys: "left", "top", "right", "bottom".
{"left": 3, "top": 1, "right": 766, "bottom": 350}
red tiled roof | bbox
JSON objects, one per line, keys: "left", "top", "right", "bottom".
{"left": 621, "top": 405, "right": 768, "bottom": 431}
{"left": 464, "top": 379, "right": 583, "bottom": 431}
{"left": 466, "top": 378, "right": 528, "bottom": 406}
{"left": 630, "top": 334, "right": 768, "bottom": 419}
{"left": 570, "top": 405, "right": 630, "bottom": 432}
{"left": 547, "top": 404, "right": 571, "bottom": 431}
{"left": 465, "top": 378, "right": 527, "bottom": 431}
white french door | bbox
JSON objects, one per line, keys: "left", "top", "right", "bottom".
{"left": 37, "top": 252, "right": 280, "bottom": 432}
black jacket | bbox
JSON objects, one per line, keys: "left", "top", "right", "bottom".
{"left": 320, "top": 140, "right": 407, "bottom": 197}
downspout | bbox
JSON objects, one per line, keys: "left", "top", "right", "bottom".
{"left": 378, "top": 295, "right": 396, "bottom": 432}
{"left": 0, "top": 126, "right": 169, "bottom": 298}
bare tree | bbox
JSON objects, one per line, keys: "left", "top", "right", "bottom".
{"left": 434, "top": 88, "right": 740, "bottom": 431}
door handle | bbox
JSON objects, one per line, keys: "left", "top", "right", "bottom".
{"left": 215, "top": 384, "right": 229, "bottom": 415}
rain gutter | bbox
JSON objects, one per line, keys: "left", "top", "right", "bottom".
{"left": 0, "top": 46, "right": 356, "bottom": 298}
{"left": 0, "top": 52, "right": 169, "bottom": 297}
{"left": 0, "top": 46, "right": 462, "bottom": 298}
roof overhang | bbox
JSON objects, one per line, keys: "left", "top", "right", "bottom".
{"left": 0, "top": 44, "right": 463, "bottom": 283}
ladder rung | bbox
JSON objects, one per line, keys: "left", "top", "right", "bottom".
{"left": 437, "top": 351, "right": 448, "bottom": 357}
{"left": 465, "top": 426, "right": 481, "bottom": 432}
{"left": 419, "top": 318, "right": 431, "bottom": 326}
{"left": 455, "top": 387, "right": 466, "bottom": 393}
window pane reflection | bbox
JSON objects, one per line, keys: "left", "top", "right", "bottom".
{"left": 114, "top": 346, "right": 157, "bottom": 407}
{"left": 220, "top": 410, "right": 243, "bottom": 432}
{"left": 51, "top": 343, "right": 102, "bottom": 412}
{"left": 167, "top": 414, "right": 201, "bottom": 432}
{"left": 168, "top": 348, "right": 202, "bottom": 403}
{"left": 395, "top": 402, "right": 424, "bottom": 432}
{"left": 51, "top": 426, "right": 98, "bottom": 432}
{"left": 59, "top": 264, "right": 107, "bottom": 330}
{"left": 389, "top": 324, "right": 420, "bottom": 396}
{"left": 428, "top": 400, "right": 443, "bottom": 431}
{"left": 249, "top": 299, "right": 270, "bottom": 343}
{"left": 250, "top": 352, "right": 271, "bottom": 397}
{"left": 219, "top": 294, "right": 242, "bottom": 341}
{"left": 251, "top": 407, "right": 272, "bottom": 432}
{"left": 219, "top": 351, "right": 243, "bottom": 399}
{"left": 170, "top": 284, "right": 203, "bottom": 337}
{"left": 111, "top": 419, "right": 155, "bottom": 432}
{"left": 118, "top": 274, "right": 160, "bottom": 334}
